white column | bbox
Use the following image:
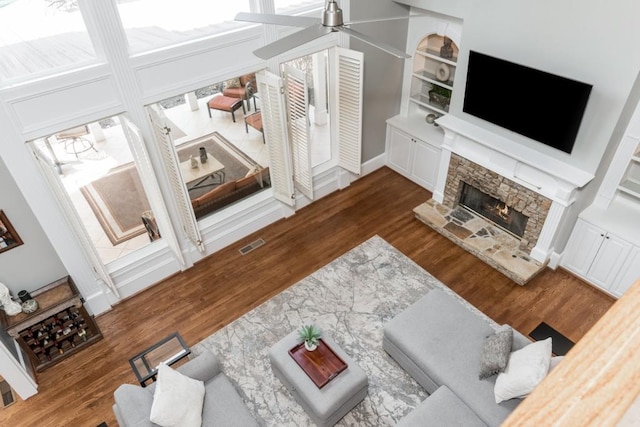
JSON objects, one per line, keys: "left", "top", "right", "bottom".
{"left": 0, "top": 341, "right": 37, "bottom": 400}
{"left": 87, "top": 122, "right": 105, "bottom": 142}
{"left": 186, "top": 92, "right": 199, "bottom": 112}
{"left": 433, "top": 128, "right": 454, "bottom": 203}
{"left": 531, "top": 201, "right": 567, "bottom": 263}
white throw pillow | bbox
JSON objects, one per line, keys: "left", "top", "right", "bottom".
{"left": 494, "top": 337, "right": 552, "bottom": 403}
{"left": 149, "top": 363, "right": 205, "bottom": 427}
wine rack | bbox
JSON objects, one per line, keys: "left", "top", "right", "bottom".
{"left": 0, "top": 276, "right": 102, "bottom": 373}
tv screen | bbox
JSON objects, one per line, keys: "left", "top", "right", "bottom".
{"left": 463, "top": 51, "right": 592, "bottom": 154}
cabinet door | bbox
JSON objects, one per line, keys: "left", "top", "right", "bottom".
{"left": 587, "top": 233, "right": 632, "bottom": 290}
{"left": 387, "top": 126, "right": 413, "bottom": 175}
{"left": 411, "top": 139, "right": 440, "bottom": 190}
{"left": 562, "top": 220, "right": 606, "bottom": 277}
{"left": 609, "top": 246, "right": 640, "bottom": 297}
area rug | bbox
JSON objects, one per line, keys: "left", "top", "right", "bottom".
{"left": 175, "top": 131, "right": 258, "bottom": 199}
{"left": 80, "top": 164, "right": 150, "bottom": 245}
{"left": 192, "top": 235, "right": 495, "bottom": 426}
{"left": 80, "top": 132, "right": 258, "bottom": 245}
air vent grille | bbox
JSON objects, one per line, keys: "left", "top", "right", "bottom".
{"left": 239, "top": 238, "right": 265, "bottom": 255}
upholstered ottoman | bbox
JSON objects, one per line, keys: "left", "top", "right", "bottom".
{"left": 269, "top": 331, "right": 368, "bottom": 427}
{"left": 207, "top": 95, "right": 245, "bottom": 122}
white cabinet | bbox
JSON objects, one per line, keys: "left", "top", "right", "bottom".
{"left": 563, "top": 218, "right": 640, "bottom": 297}
{"left": 611, "top": 247, "right": 640, "bottom": 297}
{"left": 386, "top": 124, "right": 440, "bottom": 190}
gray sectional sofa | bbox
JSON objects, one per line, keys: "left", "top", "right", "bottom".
{"left": 113, "top": 351, "right": 258, "bottom": 427}
{"left": 383, "top": 288, "right": 531, "bottom": 426}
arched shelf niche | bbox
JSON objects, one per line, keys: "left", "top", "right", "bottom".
{"left": 409, "top": 30, "right": 460, "bottom": 116}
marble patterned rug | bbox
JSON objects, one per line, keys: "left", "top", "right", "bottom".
{"left": 192, "top": 235, "right": 489, "bottom": 426}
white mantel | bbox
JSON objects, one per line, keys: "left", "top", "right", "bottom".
{"left": 433, "top": 115, "right": 594, "bottom": 206}
{"left": 433, "top": 115, "right": 595, "bottom": 264}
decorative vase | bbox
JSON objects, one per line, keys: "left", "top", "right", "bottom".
{"left": 18, "top": 290, "right": 32, "bottom": 302}
{"left": 21, "top": 299, "right": 38, "bottom": 314}
{"left": 190, "top": 155, "right": 198, "bottom": 169}
{"left": 199, "top": 147, "right": 208, "bottom": 164}
{"left": 304, "top": 341, "right": 318, "bottom": 351}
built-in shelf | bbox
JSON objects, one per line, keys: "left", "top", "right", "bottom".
{"left": 410, "top": 34, "right": 458, "bottom": 117}
{"left": 618, "top": 147, "right": 640, "bottom": 201}
{"left": 619, "top": 178, "right": 640, "bottom": 198}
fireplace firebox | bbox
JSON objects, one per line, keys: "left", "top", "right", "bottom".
{"left": 459, "top": 182, "right": 529, "bottom": 238}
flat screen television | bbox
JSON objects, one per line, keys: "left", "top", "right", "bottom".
{"left": 463, "top": 51, "right": 592, "bottom": 154}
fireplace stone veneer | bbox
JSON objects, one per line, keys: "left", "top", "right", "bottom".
{"left": 443, "top": 154, "right": 552, "bottom": 252}
{"left": 412, "top": 115, "right": 595, "bottom": 283}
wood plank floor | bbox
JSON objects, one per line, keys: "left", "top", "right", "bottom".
{"left": 0, "top": 167, "right": 614, "bottom": 427}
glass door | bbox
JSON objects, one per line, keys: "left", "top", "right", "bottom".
{"left": 30, "top": 116, "right": 158, "bottom": 265}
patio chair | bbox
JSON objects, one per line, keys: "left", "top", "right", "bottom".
{"left": 55, "top": 125, "right": 97, "bottom": 158}
{"left": 223, "top": 73, "right": 258, "bottom": 111}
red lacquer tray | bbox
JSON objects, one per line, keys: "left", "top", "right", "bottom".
{"left": 288, "top": 339, "right": 348, "bottom": 388}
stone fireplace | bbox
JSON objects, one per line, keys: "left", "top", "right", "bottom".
{"left": 414, "top": 115, "right": 594, "bottom": 285}
{"left": 442, "top": 154, "right": 552, "bottom": 252}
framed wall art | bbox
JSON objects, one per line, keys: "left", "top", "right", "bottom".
{"left": 0, "top": 210, "right": 23, "bottom": 254}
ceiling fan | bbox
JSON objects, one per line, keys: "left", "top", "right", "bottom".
{"left": 235, "top": 0, "right": 420, "bottom": 60}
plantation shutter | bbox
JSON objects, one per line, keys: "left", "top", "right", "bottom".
{"left": 334, "top": 47, "right": 363, "bottom": 175}
{"left": 120, "top": 116, "right": 186, "bottom": 266}
{"left": 146, "top": 105, "right": 204, "bottom": 252}
{"left": 283, "top": 64, "right": 313, "bottom": 200}
{"left": 28, "top": 142, "right": 120, "bottom": 298}
{"left": 257, "top": 70, "right": 295, "bottom": 206}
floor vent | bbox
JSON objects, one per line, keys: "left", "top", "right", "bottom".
{"left": 239, "top": 238, "right": 265, "bottom": 255}
{"left": 1, "top": 379, "right": 15, "bottom": 408}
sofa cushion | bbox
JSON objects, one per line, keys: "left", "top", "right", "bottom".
{"left": 150, "top": 363, "right": 205, "bottom": 427}
{"left": 226, "top": 78, "right": 241, "bottom": 88}
{"left": 397, "top": 385, "right": 487, "bottom": 427}
{"left": 202, "top": 373, "right": 259, "bottom": 426}
{"left": 494, "top": 338, "right": 552, "bottom": 403}
{"left": 479, "top": 325, "right": 513, "bottom": 379}
{"left": 383, "top": 288, "right": 520, "bottom": 426}
{"left": 191, "top": 181, "right": 236, "bottom": 208}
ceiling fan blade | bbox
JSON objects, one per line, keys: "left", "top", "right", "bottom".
{"left": 344, "top": 14, "right": 427, "bottom": 25}
{"left": 253, "top": 24, "right": 333, "bottom": 60}
{"left": 338, "top": 27, "right": 410, "bottom": 59}
{"left": 235, "top": 12, "right": 321, "bottom": 28}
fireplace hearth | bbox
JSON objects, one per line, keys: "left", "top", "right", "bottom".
{"left": 459, "top": 183, "right": 529, "bottom": 238}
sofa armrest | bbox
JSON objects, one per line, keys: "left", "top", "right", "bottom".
{"left": 512, "top": 328, "right": 533, "bottom": 351}
{"left": 113, "top": 384, "right": 155, "bottom": 427}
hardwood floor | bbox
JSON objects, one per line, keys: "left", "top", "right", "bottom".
{"left": 0, "top": 167, "right": 614, "bottom": 427}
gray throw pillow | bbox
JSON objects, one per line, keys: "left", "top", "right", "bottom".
{"left": 479, "top": 325, "right": 513, "bottom": 379}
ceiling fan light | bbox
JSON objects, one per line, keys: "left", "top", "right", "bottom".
{"left": 322, "top": 0, "right": 344, "bottom": 27}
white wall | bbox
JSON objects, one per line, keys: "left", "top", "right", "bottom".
{"left": 350, "top": 0, "right": 409, "bottom": 162}
{"left": 396, "top": 0, "right": 640, "bottom": 175}
{"left": 0, "top": 157, "right": 67, "bottom": 294}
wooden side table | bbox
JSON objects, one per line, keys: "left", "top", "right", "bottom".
{"left": 0, "top": 276, "right": 103, "bottom": 373}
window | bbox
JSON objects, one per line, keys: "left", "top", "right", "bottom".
{"left": 116, "top": 0, "right": 253, "bottom": 54}
{"left": 31, "top": 117, "right": 157, "bottom": 264}
{"left": 274, "top": 0, "right": 324, "bottom": 15}
{"left": 0, "top": 0, "right": 97, "bottom": 83}
{"left": 282, "top": 51, "right": 331, "bottom": 168}
{"left": 149, "top": 75, "right": 271, "bottom": 222}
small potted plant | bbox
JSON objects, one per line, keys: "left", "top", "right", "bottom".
{"left": 298, "top": 324, "right": 322, "bottom": 351}
{"left": 428, "top": 84, "right": 452, "bottom": 110}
